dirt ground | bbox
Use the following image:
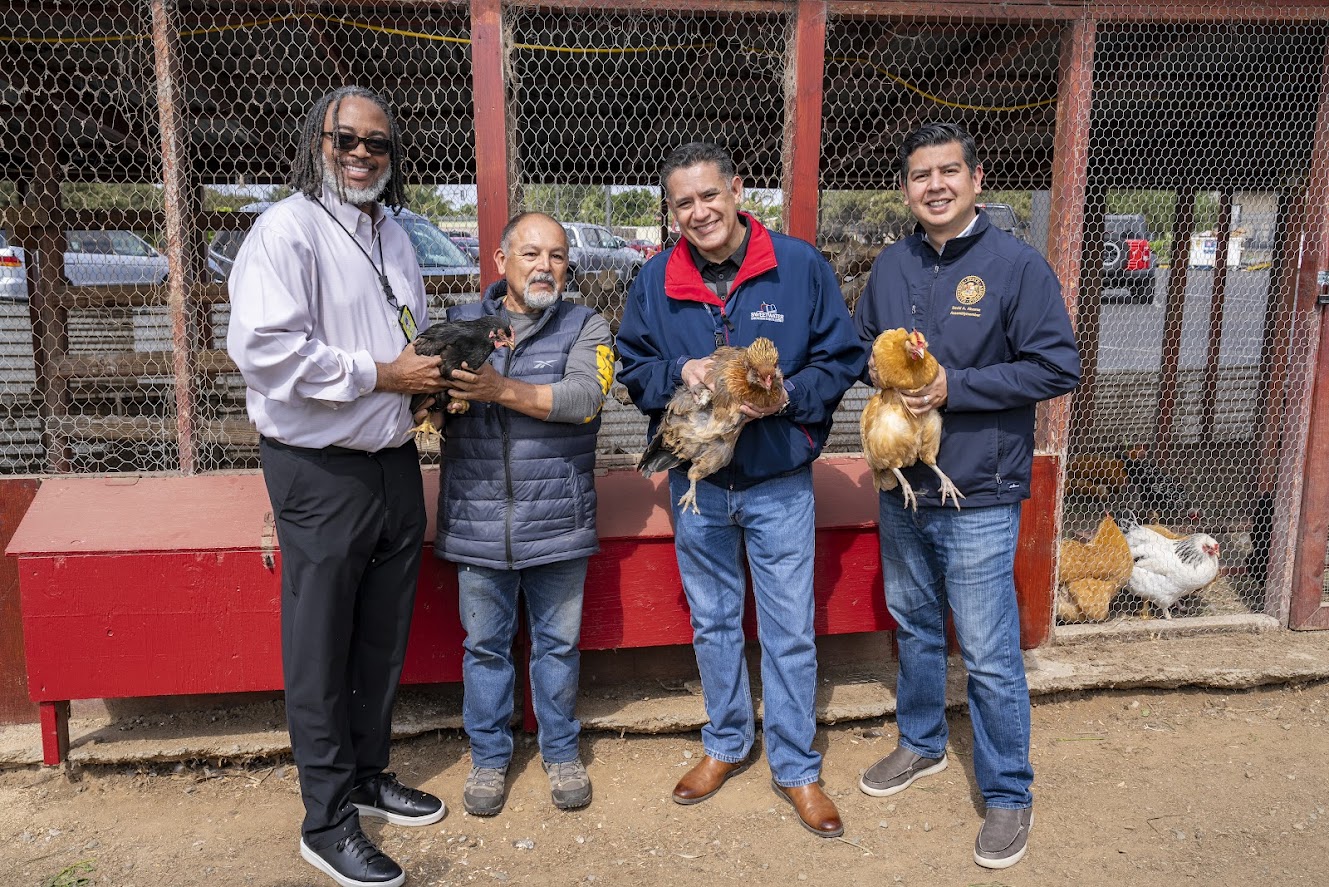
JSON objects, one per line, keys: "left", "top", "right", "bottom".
{"left": 8, "top": 680, "right": 1329, "bottom": 887}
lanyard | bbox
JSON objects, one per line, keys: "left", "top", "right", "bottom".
{"left": 313, "top": 199, "right": 417, "bottom": 342}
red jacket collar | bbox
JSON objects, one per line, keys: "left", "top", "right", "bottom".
{"left": 663, "top": 212, "right": 778, "bottom": 306}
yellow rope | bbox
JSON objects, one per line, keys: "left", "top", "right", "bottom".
{"left": 0, "top": 16, "right": 1056, "bottom": 113}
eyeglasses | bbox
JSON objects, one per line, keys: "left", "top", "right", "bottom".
{"left": 322, "top": 131, "right": 392, "bottom": 156}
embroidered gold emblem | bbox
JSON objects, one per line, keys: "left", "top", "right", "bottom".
{"left": 956, "top": 275, "right": 986, "bottom": 305}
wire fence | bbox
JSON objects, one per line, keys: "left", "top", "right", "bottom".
{"left": 1, "top": 3, "right": 1326, "bottom": 611}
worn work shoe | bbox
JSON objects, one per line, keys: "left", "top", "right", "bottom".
{"left": 544, "top": 758, "right": 593, "bottom": 810}
{"left": 771, "top": 781, "right": 845, "bottom": 838}
{"left": 349, "top": 771, "right": 445, "bottom": 827}
{"left": 462, "top": 765, "right": 509, "bottom": 816}
{"left": 859, "top": 745, "right": 949, "bottom": 797}
{"left": 974, "top": 806, "right": 1034, "bottom": 869}
{"left": 300, "top": 830, "right": 404, "bottom": 887}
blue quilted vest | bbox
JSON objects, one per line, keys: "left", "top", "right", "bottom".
{"left": 433, "top": 287, "right": 602, "bottom": 570}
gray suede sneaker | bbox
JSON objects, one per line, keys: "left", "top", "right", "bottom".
{"left": 974, "top": 806, "right": 1033, "bottom": 869}
{"left": 462, "top": 765, "right": 508, "bottom": 817}
{"left": 544, "top": 759, "right": 592, "bottom": 810}
{"left": 859, "top": 745, "right": 949, "bottom": 797}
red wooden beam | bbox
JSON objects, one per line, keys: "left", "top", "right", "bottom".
{"left": 470, "top": 0, "right": 510, "bottom": 291}
{"left": 1289, "top": 36, "right": 1329, "bottom": 630}
{"left": 1155, "top": 187, "right": 1197, "bottom": 468}
{"left": 0, "top": 478, "right": 39, "bottom": 725}
{"left": 1199, "top": 191, "right": 1233, "bottom": 440}
{"left": 1042, "top": 16, "right": 1094, "bottom": 456}
{"left": 782, "top": 0, "right": 827, "bottom": 242}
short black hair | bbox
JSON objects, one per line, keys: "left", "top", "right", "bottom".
{"left": 659, "top": 142, "right": 738, "bottom": 195}
{"left": 896, "top": 122, "right": 980, "bottom": 183}
{"left": 499, "top": 211, "right": 566, "bottom": 253}
{"left": 288, "top": 86, "right": 407, "bottom": 212}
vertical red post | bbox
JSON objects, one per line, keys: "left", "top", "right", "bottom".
{"left": 151, "top": 0, "right": 199, "bottom": 475}
{"left": 39, "top": 700, "right": 69, "bottom": 766}
{"left": 782, "top": 0, "right": 827, "bottom": 242}
{"left": 1043, "top": 17, "right": 1095, "bottom": 455}
{"left": 471, "top": 0, "right": 511, "bottom": 291}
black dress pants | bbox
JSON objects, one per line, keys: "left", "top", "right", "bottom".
{"left": 259, "top": 437, "right": 426, "bottom": 849}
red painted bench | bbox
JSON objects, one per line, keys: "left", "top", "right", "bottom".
{"left": 8, "top": 456, "right": 901, "bottom": 765}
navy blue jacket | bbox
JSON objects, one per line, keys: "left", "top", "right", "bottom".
{"left": 618, "top": 214, "right": 866, "bottom": 489}
{"left": 434, "top": 285, "right": 601, "bottom": 569}
{"left": 853, "top": 211, "right": 1080, "bottom": 508}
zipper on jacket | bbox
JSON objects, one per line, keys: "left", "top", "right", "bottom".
{"left": 500, "top": 345, "right": 516, "bottom": 568}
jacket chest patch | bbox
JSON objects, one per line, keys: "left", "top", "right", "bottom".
{"left": 951, "top": 275, "right": 986, "bottom": 318}
{"left": 750, "top": 301, "right": 784, "bottom": 323}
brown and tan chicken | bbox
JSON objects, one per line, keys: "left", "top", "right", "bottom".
{"left": 1056, "top": 513, "right": 1135, "bottom": 623}
{"left": 860, "top": 328, "right": 962, "bottom": 509}
{"left": 637, "top": 338, "right": 784, "bottom": 514}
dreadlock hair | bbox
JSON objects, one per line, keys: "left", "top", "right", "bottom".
{"left": 288, "top": 86, "right": 408, "bottom": 212}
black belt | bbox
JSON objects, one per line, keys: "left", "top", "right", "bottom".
{"left": 259, "top": 436, "right": 408, "bottom": 458}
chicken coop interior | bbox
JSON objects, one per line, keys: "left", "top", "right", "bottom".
{"left": 1, "top": 1, "right": 1328, "bottom": 643}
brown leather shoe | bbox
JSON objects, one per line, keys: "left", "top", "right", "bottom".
{"left": 671, "top": 755, "right": 751, "bottom": 805}
{"left": 772, "top": 781, "right": 845, "bottom": 837}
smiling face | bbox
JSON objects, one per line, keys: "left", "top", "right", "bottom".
{"left": 664, "top": 161, "right": 746, "bottom": 264}
{"left": 496, "top": 214, "right": 569, "bottom": 313}
{"left": 900, "top": 140, "right": 983, "bottom": 247}
{"left": 321, "top": 95, "right": 393, "bottom": 211}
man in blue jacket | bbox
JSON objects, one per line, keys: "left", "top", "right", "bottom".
{"left": 434, "top": 211, "right": 614, "bottom": 818}
{"left": 618, "top": 142, "right": 866, "bottom": 838}
{"left": 852, "top": 122, "right": 1080, "bottom": 870}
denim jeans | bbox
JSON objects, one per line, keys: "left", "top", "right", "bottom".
{"left": 457, "top": 557, "right": 588, "bottom": 768}
{"left": 876, "top": 500, "right": 1032, "bottom": 809}
{"left": 669, "top": 468, "right": 821, "bottom": 787}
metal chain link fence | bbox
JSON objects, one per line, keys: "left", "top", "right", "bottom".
{"left": 2, "top": 3, "right": 1327, "bottom": 614}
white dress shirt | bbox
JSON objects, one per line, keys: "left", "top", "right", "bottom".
{"left": 226, "top": 188, "right": 429, "bottom": 451}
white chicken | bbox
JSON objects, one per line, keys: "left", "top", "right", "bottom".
{"left": 1120, "top": 513, "right": 1221, "bottom": 619}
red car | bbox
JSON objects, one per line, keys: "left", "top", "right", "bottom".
{"left": 625, "top": 239, "right": 662, "bottom": 258}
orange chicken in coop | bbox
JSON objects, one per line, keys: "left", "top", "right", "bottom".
{"left": 1056, "top": 513, "right": 1134, "bottom": 623}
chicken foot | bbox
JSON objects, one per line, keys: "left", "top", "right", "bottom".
{"left": 924, "top": 462, "right": 965, "bottom": 510}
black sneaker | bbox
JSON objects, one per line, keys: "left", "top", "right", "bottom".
{"left": 859, "top": 745, "right": 948, "bottom": 797}
{"left": 974, "top": 806, "right": 1033, "bottom": 869}
{"left": 300, "top": 830, "right": 404, "bottom": 887}
{"left": 350, "top": 771, "right": 446, "bottom": 826}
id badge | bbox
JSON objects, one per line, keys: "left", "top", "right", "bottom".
{"left": 397, "top": 304, "right": 418, "bottom": 342}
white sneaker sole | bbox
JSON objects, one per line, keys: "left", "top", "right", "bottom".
{"left": 973, "top": 810, "right": 1033, "bottom": 870}
{"left": 858, "top": 755, "right": 949, "bottom": 797}
{"left": 300, "top": 839, "right": 406, "bottom": 887}
{"left": 355, "top": 801, "right": 447, "bottom": 827}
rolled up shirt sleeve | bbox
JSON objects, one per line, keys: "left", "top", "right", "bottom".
{"left": 547, "top": 312, "right": 614, "bottom": 424}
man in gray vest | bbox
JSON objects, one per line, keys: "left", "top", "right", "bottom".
{"left": 433, "top": 211, "right": 614, "bottom": 816}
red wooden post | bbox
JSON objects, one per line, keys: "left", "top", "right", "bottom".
{"left": 1199, "top": 191, "right": 1233, "bottom": 441}
{"left": 39, "top": 701, "right": 69, "bottom": 766}
{"left": 0, "top": 478, "right": 40, "bottom": 725}
{"left": 782, "top": 0, "right": 827, "bottom": 242}
{"left": 1155, "top": 187, "right": 1196, "bottom": 468}
{"left": 471, "top": 0, "right": 511, "bottom": 291}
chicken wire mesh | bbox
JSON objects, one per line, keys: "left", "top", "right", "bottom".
{"left": 0, "top": 3, "right": 1327, "bottom": 618}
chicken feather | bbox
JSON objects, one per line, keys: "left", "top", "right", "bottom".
{"left": 860, "top": 328, "right": 963, "bottom": 509}
{"left": 638, "top": 338, "right": 784, "bottom": 514}
{"left": 1119, "top": 512, "right": 1220, "bottom": 619}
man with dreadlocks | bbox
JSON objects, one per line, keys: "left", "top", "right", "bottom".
{"left": 227, "top": 86, "right": 445, "bottom": 887}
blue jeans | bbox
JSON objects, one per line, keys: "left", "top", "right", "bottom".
{"left": 877, "top": 500, "right": 1033, "bottom": 810}
{"left": 669, "top": 468, "right": 820, "bottom": 787}
{"left": 457, "top": 558, "right": 587, "bottom": 768}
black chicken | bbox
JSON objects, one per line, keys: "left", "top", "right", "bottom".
{"left": 410, "top": 316, "right": 515, "bottom": 431}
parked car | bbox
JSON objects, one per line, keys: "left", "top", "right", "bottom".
{"left": 441, "top": 230, "right": 481, "bottom": 261}
{"left": 1103, "top": 213, "right": 1157, "bottom": 304}
{"left": 976, "top": 202, "right": 1029, "bottom": 242}
{"left": 625, "top": 238, "right": 662, "bottom": 259}
{"left": 561, "top": 222, "right": 643, "bottom": 291}
{"left": 0, "top": 228, "right": 169, "bottom": 302}
{"left": 208, "top": 205, "right": 480, "bottom": 289}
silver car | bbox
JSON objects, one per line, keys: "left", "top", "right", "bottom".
{"left": 0, "top": 229, "right": 169, "bottom": 302}
{"left": 561, "top": 222, "right": 643, "bottom": 291}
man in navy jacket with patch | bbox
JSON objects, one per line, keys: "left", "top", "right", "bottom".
{"left": 618, "top": 142, "right": 865, "bottom": 839}
{"left": 852, "top": 122, "right": 1080, "bottom": 870}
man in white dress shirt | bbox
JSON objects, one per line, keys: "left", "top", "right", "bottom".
{"left": 227, "top": 86, "right": 445, "bottom": 887}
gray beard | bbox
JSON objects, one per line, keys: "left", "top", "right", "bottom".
{"left": 324, "top": 165, "right": 391, "bottom": 206}
{"left": 524, "top": 288, "right": 559, "bottom": 311}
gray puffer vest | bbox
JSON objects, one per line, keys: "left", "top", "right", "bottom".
{"left": 434, "top": 287, "right": 601, "bottom": 570}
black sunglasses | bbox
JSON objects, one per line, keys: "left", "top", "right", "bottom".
{"left": 322, "top": 131, "right": 392, "bottom": 156}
